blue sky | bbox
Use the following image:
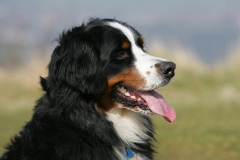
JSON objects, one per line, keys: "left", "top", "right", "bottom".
{"left": 1, "top": 0, "right": 240, "bottom": 64}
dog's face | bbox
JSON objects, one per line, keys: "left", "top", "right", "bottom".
{"left": 49, "top": 19, "right": 176, "bottom": 122}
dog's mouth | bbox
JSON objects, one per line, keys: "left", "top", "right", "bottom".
{"left": 112, "top": 84, "right": 176, "bottom": 122}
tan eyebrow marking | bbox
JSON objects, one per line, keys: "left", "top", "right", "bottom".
{"left": 122, "top": 41, "right": 130, "bottom": 49}
{"left": 138, "top": 36, "right": 144, "bottom": 45}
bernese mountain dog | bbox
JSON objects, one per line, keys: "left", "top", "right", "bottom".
{"left": 1, "top": 18, "right": 176, "bottom": 160}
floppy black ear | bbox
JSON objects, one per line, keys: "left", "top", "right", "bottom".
{"left": 48, "top": 29, "right": 107, "bottom": 95}
{"left": 40, "top": 76, "right": 49, "bottom": 92}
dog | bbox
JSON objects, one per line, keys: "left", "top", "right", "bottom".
{"left": 1, "top": 18, "right": 176, "bottom": 160}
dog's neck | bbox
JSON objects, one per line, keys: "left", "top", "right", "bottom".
{"left": 106, "top": 107, "right": 152, "bottom": 145}
{"left": 106, "top": 108, "right": 153, "bottom": 160}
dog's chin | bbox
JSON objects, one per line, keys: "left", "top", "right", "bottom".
{"left": 111, "top": 84, "right": 156, "bottom": 115}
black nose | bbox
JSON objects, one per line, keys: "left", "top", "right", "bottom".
{"left": 159, "top": 62, "right": 176, "bottom": 78}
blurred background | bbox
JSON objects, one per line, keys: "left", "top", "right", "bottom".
{"left": 0, "top": 0, "right": 239, "bottom": 159}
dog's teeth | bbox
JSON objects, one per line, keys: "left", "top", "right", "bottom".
{"left": 118, "top": 86, "right": 126, "bottom": 93}
{"left": 131, "top": 96, "right": 136, "bottom": 99}
{"left": 120, "top": 88, "right": 124, "bottom": 93}
{"left": 125, "top": 92, "right": 130, "bottom": 96}
{"left": 121, "top": 87, "right": 126, "bottom": 93}
{"left": 118, "top": 87, "right": 123, "bottom": 93}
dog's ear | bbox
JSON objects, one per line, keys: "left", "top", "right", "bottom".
{"left": 40, "top": 76, "right": 49, "bottom": 92}
{"left": 48, "top": 29, "right": 107, "bottom": 95}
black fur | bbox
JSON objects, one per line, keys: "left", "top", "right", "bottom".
{"left": 1, "top": 18, "right": 154, "bottom": 160}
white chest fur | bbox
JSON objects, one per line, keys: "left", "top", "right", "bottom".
{"left": 107, "top": 108, "right": 151, "bottom": 160}
{"left": 107, "top": 108, "right": 151, "bottom": 144}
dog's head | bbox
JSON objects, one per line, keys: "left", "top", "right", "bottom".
{"left": 46, "top": 18, "right": 176, "bottom": 122}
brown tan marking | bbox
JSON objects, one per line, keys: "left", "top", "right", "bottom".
{"left": 122, "top": 41, "right": 130, "bottom": 49}
{"left": 96, "top": 67, "right": 146, "bottom": 112}
{"left": 138, "top": 36, "right": 144, "bottom": 45}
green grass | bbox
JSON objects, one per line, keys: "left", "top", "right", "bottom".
{"left": 152, "top": 68, "right": 240, "bottom": 160}
{"left": 0, "top": 67, "right": 239, "bottom": 159}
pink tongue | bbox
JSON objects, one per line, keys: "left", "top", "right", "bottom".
{"left": 140, "top": 91, "right": 176, "bottom": 122}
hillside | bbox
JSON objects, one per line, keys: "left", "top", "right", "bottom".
{"left": 0, "top": 47, "right": 239, "bottom": 159}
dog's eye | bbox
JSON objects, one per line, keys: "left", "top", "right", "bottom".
{"left": 116, "top": 52, "right": 128, "bottom": 60}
